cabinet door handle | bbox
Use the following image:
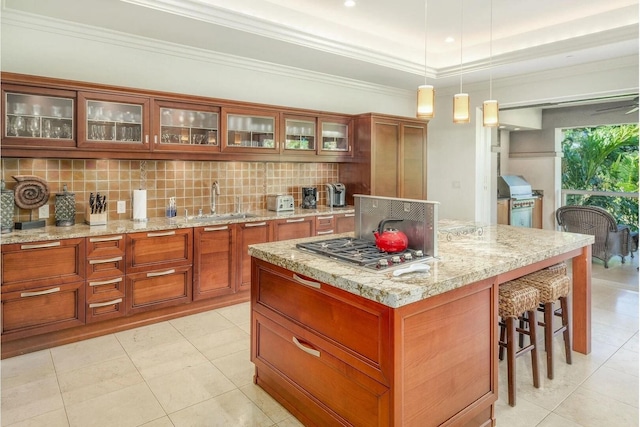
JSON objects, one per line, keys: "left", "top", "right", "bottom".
{"left": 204, "top": 226, "right": 228, "bottom": 231}
{"left": 21, "top": 287, "right": 60, "bottom": 297}
{"left": 89, "top": 277, "right": 123, "bottom": 287}
{"left": 89, "top": 298, "right": 123, "bottom": 308}
{"left": 292, "top": 336, "right": 320, "bottom": 358}
{"left": 286, "top": 218, "right": 305, "bottom": 223}
{"left": 317, "top": 215, "right": 334, "bottom": 220}
{"left": 89, "top": 235, "right": 123, "bottom": 243}
{"left": 89, "top": 256, "right": 123, "bottom": 265}
{"left": 147, "top": 269, "right": 175, "bottom": 277}
{"left": 245, "top": 222, "right": 267, "bottom": 227}
{"left": 343, "top": 213, "right": 355, "bottom": 217}
{"left": 145, "top": 135, "right": 149, "bottom": 144}
{"left": 293, "top": 273, "right": 321, "bottom": 289}
{"left": 21, "top": 242, "right": 61, "bottom": 250}
{"left": 146, "top": 231, "right": 176, "bottom": 237}
{"left": 316, "top": 230, "right": 334, "bottom": 235}
{"left": 154, "top": 135, "right": 158, "bottom": 144}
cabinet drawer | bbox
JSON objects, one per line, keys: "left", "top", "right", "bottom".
{"left": 86, "top": 254, "right": 126, "bottom": 280}
{"left": 1, "top": 238, "right": 85, "bottom": 290}
{"left": 253, "top": 312, "right": 389, "bottom": 427}
{"left": 272, "top": 217, "right": 314, "bottom": 241}
{"left": 126, "top": 228, "right": 192, "bottom": 273}
{"left": 87, "top": 276, "right": 125, "bottom": 301}
{"left": 126, "top": 265, "right": 192, "bottom": 314}
{"left": 253, "top": 260, "right": 390, "bottom": 382}
{"left": 1, "top": 281, "right": 85, "bottom": 338}
{"left": 87, "top": 234, "right": 125, "bottom": 257}
{"left": 335, "top": 213, "right": 355, "bottom": 234}
{"left": 315, "top": 214, "right": 335, "bottom": 236}
{"left": 86, "top": 295, "right": 126, "bottom": 324}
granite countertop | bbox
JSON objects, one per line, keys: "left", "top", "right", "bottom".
{"left": 248, "top": 219, "right": 595, "bottom": 308}
{"left": 0, "top": 206, "right": 355, "bottom": 245}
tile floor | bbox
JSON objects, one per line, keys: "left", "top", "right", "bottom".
{"left": 1, "top": 256, "right": 638, "bottom": 427}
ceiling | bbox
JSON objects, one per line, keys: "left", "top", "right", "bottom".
{"left": 3, "top": 0, "right": 639, "bottom": 94}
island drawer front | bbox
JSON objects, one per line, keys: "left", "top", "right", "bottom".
{"left": 253, "top": 312, "right": 390, "bottom": 427}
{"left": 253, "top": 260, "right": 391, "bottom": 383}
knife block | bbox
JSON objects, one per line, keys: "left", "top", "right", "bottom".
{"left": 85, "top": 205, "right": 107, "bottom": 226}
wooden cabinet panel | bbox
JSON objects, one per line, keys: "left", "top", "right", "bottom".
{"left": 1, "top": 238, "right": 85, "bottom": 291}
{"left": 126, "top": 265, "right": 192, "bottom": 314}
{"left": 237, "top": 221, "right": 270, "bottom": 292}
{"left": 86, "top": 234, "right": 126, "bottom": 323}
{"left": 533, "top": 196, "right": 543, "bottom": 229}
{"left": 126, "top": 229, "right": 192, "bottom": 273}
{"left": 400, "top": 124, "right": 427, "bottom": 200}
{"left": 497, "top": 199, "right": 509, "bottom": 225}
{"left": 315, "top": 214, "right": 335, "bottom": 236}
{"left": 272, "top": 217, "right": 314, "bottom": 241}
{"left": 335, "top": 213, "right": 355, "bottom": 234}
{"left": 1, "top": 281, "right": 85, "bottom": 338}
{"left": 372, "top": 121, "right": 399, "bottom": 197}
{"left": 193, "top": 224, "right": 236, "bottom": 300}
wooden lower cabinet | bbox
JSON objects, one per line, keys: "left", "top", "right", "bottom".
{"left": 335, "top": 212, "right": 355, "bottom": 234}
{"left": 193, "top": 224, "right": 236, "bottom": 300}
{"left": 86, "top": 234, "right": 126, "bottom": 323}
{"left": 271, "top": 216, "right": 314, "bottom": 241}
{"left": 126, "top": 265, "right": 192, "bottom": 314}
{"left": 237, "top": 220, "right": 270, "bottom": 292}
{"left": 251, "top": 259, "right": 497, "bottom": 427}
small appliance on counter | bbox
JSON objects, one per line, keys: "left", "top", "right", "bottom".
{"left": 326, "top": 182, "right": 346, "bottom": 207}
{"left": 267, "top": 194, "right": 295, "bottom": 212}
{"left": 301, "top": 187, "right": 317, "bottom": 209}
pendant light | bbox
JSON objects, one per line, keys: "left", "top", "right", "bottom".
{"left": 417, "top": 0, "right": 435, "bottom": 119}
{"left": 453, "top": 0, "right": 470, "bottom": 124}
{"left": 482, "top": 0, "right": 499, "bottom": 127}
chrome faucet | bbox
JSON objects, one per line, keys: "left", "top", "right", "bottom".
{"left": 211, "top": 181, "right": 220, "bottom": 214}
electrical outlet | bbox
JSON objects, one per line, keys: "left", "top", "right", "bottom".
{"left": 39, "top": 204, "right": 49, "bottom": 218}
{"left": 117, "top": 200, "right": 126, "bottom": 214}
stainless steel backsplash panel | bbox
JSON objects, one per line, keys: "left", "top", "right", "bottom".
{"left": 354, "top": 195, "right": 439, "bottom": 257}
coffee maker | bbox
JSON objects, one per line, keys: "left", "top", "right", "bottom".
{"left": 326, "top": 183, "right": 346, "bottom": 207}
{"left": 301, "top": 187, "right": 317, "bottom": 209}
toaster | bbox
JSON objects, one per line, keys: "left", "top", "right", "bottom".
{"left": 267, "top": 194, "right": 295, "bottom": 212}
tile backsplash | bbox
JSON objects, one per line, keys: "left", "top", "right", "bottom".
{"left": 1, "top": 158, "right": 340, "bottom": 226}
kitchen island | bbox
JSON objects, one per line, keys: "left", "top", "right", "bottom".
{"left": 248, "top": 221, "right": 594, "bottom": 427}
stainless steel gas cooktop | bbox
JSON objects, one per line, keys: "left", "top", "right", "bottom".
{"left": 296, "top": 237, "right": 429, "bottom": 271}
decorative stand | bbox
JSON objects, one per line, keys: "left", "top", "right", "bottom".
{"left": 13, "top": 175, "right": 48, "bottom": 230}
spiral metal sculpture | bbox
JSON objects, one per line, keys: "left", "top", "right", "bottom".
{"left": 12, "top": 175, "right": 50, "bottom": 210}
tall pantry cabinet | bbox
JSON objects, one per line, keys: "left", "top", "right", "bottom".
{"left": 339, "top": 114, "right": 427, "bottom": 204}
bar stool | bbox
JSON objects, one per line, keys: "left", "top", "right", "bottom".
{"left": 498, "top": 281, "right": 541, "bottom": 407}
{"left": 518, "top": 267, "right": 572, "bottom": 380}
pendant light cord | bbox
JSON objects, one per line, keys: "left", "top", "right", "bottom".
{"left": 459, "top": 0, "right": 464, "bottom": 93}
{"left": 424, "top": 0, "right": 428, "bottom": 86}
{"left": 489, "top": 0, "right": 493, "bottom": 99}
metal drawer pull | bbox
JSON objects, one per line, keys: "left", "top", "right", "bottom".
{"left": 245, "top": 222, "right": 267, "bottom": 227}
{"left": 317, "top": 230, "right": 334, "bottom": 235}
{"left": 204, "top": 226, "right": 228, "bottom": 231}
{"left": 89, "top": 277, "right": 123, "bottom": 287}
{"left": 293, "top": 274, "right": 321, "bottom": 289}
{"left": 317, "top": 215, "right": 334, "bottom": 220}
{"left": 89, "top": 298, "right": 122, "bottom": 308}
{"left": 89, "top": 235, "right": 123, "bottom": 243}
{"left": 292, "top": 336, "right": 320, "bottom": 358}
{"left": 344, "top": 213, "right": 355, "bottom": 217}
{"left": 89, "top": 256, "right": 123, "bottom": 265}
{"left": 147, "top": 231, "right": 176, "bottom": 237}
{"left": 286, "top": 218, "right": 305, "bottom": 223}
{"left": 21, "top": 242, "right": 61, "bottom": 250}
{"left": 21, "top": 287, "right": 60, "bottom": 297}
{"left": 147, "top": 269, "right": 176, "bottom": 277}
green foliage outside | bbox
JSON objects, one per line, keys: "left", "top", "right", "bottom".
{"left": 561, "top": 124, "right": 639, "bottom": 231}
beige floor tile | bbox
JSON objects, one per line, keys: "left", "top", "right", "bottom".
{"left": 168, "top": 389, "right": 273, "bottom": 427}
{"left": 592, "top": 319, "right": 639, "bottom": 348}
{"left": 50, "top": 334, "right": 127, "bottom": 374}
{"left": 128, "top": 339, "right": 209, "bottom": 381}
{"left": 215, "top": 302, "right": 251, "bottom": 326}
{"left": 1, "top": 350, "right": 55, "bottom": 390}
{"left": 145, "top": 361, "right": 236, "bottom": 413}
{"left": 581, "top": 365, "right": 639, "bottom": 408}
{"left": 494, "top": 397, "right": 549, "bottom": 426}
{"left": 169, "top": 309, "right": 235, "bottom": 340}
{"left": 188, "top": 325, "right": 250, "bottom": 361}
{"left": 240, "top": 383, "right": 293, "bottom": 424}
{"left": 65, "top": 383, "right": 165, "bottom": 427}
{"left": 623, "top": 332, "right": 639, "bottom": 352}
{"left": 238, "top": 321, "right": 251, "bottom": 335}
{"left": 604, "top": 347, "right": 639, "bottom": 376}
{"left": 57, "top": 354, "right": 144, "bottom": 406}
{"left": 2, "top": 408, "right": 69, "bottom": 427}
{"left": 275, "top": 416, "right": 305, "bottom": 427}
{"left": 1, "top": 375, "right": 64, "bottom": 426}
{"left": 211, "top": 349, "right": 255, "bottom": 388}
{"left": 115, "top": 321, "right": 184, "bottom": 355}
{"left": 535, "top": 412, "right": 585, "bottom": 427}
{"left": 554, "top": 387, "right": 639, "bottom": 427}
{"left": 139, "top": 417, "right": 175, "bottom": 427}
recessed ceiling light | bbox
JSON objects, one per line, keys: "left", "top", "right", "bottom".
{"left": 445, "top": 37, "right": 455, "bottom": 43}
{"left": 344, "top": 0, "right": 356, "bottom": 7}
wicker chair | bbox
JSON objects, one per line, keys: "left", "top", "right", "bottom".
{"left": 556, "top": 205, "right": 631, "bottom": 268}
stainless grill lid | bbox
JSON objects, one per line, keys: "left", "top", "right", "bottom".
{"left": 497, "top": 175, "right": 533, "bottom": 199}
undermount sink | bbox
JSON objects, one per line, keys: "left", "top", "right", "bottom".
{"left": 187, "top": 213, "right": 258, "bottom": 222}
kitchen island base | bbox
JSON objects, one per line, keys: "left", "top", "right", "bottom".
{"left": 250, "top": 259, "right": 497, "bottom": 427}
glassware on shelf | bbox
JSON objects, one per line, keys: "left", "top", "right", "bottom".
{"left": 5, "top": 92, "right": 74, "bottom": 140}
{"left": 159, "top": 107, "right": 218, "bottom": 146}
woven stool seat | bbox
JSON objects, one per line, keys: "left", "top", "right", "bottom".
{"left": 499, "top": 281, "right": 541, "bottom": 318}
{"left": 518, "top": 270, "right": 570, "bottom": 303}
{"left": 544, "top": 262, "right": 567, "bottom": 276}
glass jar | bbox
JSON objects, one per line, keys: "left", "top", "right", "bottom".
{"left": 1, "top": 180, "right": 15, "bottom": 233}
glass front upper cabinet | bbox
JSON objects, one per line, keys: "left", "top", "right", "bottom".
{"left": 221, "top": 108, "right": 279, "bottom": 154}
{"left": 283, "top": 116, "right": 316, "bottom": 153}
{"left": 154, "top": 101, "right": 219, "bottom": 152}
{"left": 77, "top": 92, "right": 150, "bottom": 150}
{"left": 319, "top": 116, "right": 352, "bottom": 156}
{"left": 2, "top": 85, "right": 76, "bottom": 148}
